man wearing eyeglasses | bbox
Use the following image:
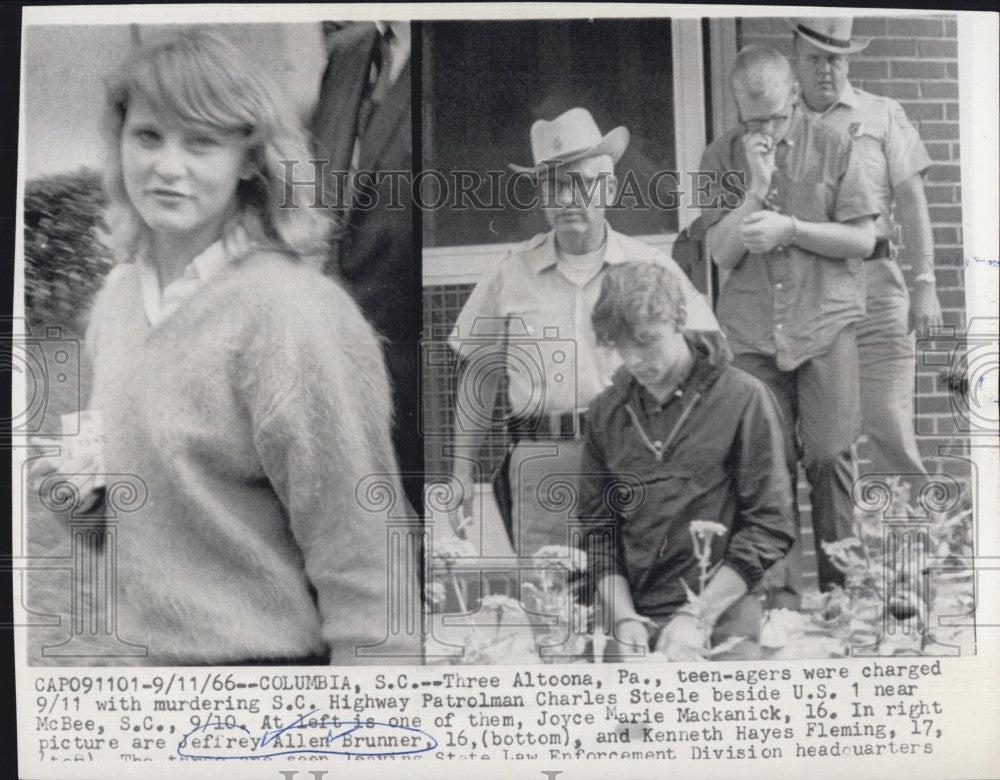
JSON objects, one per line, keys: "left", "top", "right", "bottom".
{"left": 697, "top": 45, "right": 879, "bottom": 640}
{"left": 790, "top": 17, "right": 942, "bottom": 484}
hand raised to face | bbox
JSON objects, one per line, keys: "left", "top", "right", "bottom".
{"left": 741, "top": 131, "right": 777, "bottom": 197}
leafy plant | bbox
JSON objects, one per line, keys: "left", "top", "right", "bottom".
{"left": 521, "top": 546, "right": 592, "bottom": 662}
{"left": 430, "top": 533, "right": 480, "bottom": 614}
{"left": 24, "top": 169, "right": 113, "bottom": 337}
{"left": 678, "top": 520, "right": 747, "bottom": 657}
{"left": 457, "top": 595, "right": 541, "bottom": 665}
{"left": 429, "top": 479, "right": 975, "bottom": 663}
{"left": 818, "top": 476, "right": 975, "bottom": 656}
{"left": 428, "top": 538, "right": 590, "bottom": 663}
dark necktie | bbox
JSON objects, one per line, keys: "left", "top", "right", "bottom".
{"left": 357, "top": 27, "right": 393, "bottom": 137}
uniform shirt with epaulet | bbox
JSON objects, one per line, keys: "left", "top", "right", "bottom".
{"left": 698, "top": 106, "right": 880, "bottom": 371}
{"left": 801, "top": 81, "right": 932, "bottom": 245}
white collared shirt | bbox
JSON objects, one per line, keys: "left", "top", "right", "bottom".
{"left": 136, "top": 231, "right": 249, "bottom": 328}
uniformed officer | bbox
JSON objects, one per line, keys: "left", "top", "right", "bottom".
{"left": 789, "top": 16, "right": 943, "bottom": 481}
{"left": 448, "top": 107, "right": 719, "bottom": 556}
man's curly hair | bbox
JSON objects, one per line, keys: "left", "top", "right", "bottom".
{"left": 591, "top": 261, "right": 687, "bottom": 346}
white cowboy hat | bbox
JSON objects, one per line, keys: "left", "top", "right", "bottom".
{"left": 787, "top": 17, "right": 871, "bottom": 55}
{"left": 509, "top": 107, "right": 630, "bottom": 174}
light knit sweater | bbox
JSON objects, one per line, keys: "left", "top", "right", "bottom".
{"left": 80, "top": 251, "right": 418, "bottom": 664}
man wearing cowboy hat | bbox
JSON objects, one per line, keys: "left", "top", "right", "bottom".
{"left": 697, "top": 45, "right": 880, "bottom": 632}
{"left": 448, "top": 107, "right": 719, "bottom": 557}
{"left": 790, "top": 16, "right": 943, "bottom": 483}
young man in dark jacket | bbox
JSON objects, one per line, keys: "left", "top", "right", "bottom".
{"left": 576, "top": 262, "right": 795, "bottom": 661}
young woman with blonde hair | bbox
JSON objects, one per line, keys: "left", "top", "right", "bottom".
{"left": 37, "top": 28, "right": 416, "bottom": 665}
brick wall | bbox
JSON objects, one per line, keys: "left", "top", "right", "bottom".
{"left": 738, "top": 14, "right": 969, "bottom": 474}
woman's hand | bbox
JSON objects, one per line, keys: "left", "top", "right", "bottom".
{"left": 29, "top": 438, "right": 104, "bottom": 516}
{"left": 655, "top": 613, "right": 709, "bottom": 661}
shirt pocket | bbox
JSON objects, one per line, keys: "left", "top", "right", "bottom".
{"left": 505, "top": 309, "right": 547, "bottom": 339}
{"left": 717, "top": 274, "right": 773, "bottom": 347}
{"left": 507, "top": 309, "right": 545, "bottom": 339}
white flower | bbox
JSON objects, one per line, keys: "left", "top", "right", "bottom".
{"left": 479, "top": 594, "right": 523, "bottom": 615}
{"left": 432, "top": 534, "right": 478, "bottom": 562}
{"left": 689, "top": 520, "right": 727, "bottom": 539}
{"left": 533, "top": 545, "right": 588, "bottom": 573}
{"left": 425, "top": 581, "right": 447, "bottom": 606}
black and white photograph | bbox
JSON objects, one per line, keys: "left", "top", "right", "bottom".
{"left": 423, "top": 13, "right": 982, "bottom": 665}
{"left": 9, "top": 4, "right": 999, "bottom": 779}
{"left": 18, "top": 18, "right": 422, "bottom": 667}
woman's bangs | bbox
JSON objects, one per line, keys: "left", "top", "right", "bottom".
{"left": 129, "top": 47, "right": 256, "bottom": 135}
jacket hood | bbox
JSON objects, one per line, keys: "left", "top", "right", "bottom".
{"left": 608, "top": 329, "right": 732, "bottom": 400}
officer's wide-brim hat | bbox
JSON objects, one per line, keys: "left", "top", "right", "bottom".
{"left": 509, "top": 107, "right": 630, "bottom": 175}
{"left": 787, "top": 17, "right": 870, "bottom": 55}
